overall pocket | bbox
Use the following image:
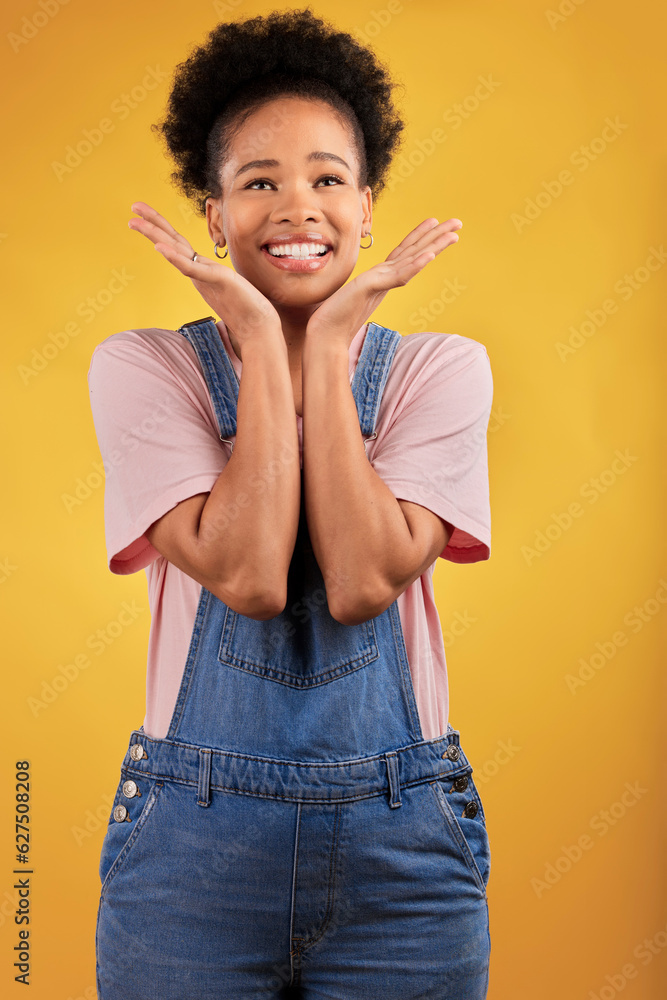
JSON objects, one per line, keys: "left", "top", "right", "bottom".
{"left": 217, "top": 501, "right": 379, "bottom": 687}
{"left": 98, "top": 770, "right": 163, "bottom": 895}
{"left": 430, "top": 765, "right": 491, "bottom": 895}
{"left": 218, "top": 604, "right": 379, "bottom": 688}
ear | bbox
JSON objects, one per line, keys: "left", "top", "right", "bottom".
{"left": 205, "top": 197, "right": 224, "bottom": 246}
{"left": 360, "top": 185, "right": 372, "bottom": 235}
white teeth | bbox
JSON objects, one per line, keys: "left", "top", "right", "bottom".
{"left": 266, "top": 242, "right": 329, "bottom": 258}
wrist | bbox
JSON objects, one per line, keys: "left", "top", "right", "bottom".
{"left": 236, "top": 323, "right": 288, "bottom": 362}
{"left": 304, "top": 326, "right": 351, "bottom": 360}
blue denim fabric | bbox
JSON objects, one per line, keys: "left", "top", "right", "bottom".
{"left": 95, "top": 317, "right": 491, "bottom": 999}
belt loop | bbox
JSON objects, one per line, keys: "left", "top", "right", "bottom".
{"left": 384, "top": 752, "right": 402, "bottom": 809}
{"left": 197, "top": 749, "right": 212, "bottom": 807}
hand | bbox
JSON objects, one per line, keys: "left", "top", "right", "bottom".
{"left": 306, "top": 217, "right": 463, "bottom": 345}
{"left": 128, "top": 201, "right": 283, "bottom": 358}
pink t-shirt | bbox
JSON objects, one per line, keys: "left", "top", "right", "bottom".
{"left": 87, "top": 319, "right": 493, "bottom": 742}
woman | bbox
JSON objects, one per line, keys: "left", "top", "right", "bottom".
{"left": 89, "top": 8, "right": 494, "bottom": 999}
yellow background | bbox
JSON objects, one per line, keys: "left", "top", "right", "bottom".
{"left": 1, "top": 0, "right": 665, "bottom": 997}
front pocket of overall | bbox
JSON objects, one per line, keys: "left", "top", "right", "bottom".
{"left": 217, "top": 498, "right": 381, "bottom": 687}
{"left": 430, "top": 769, "right": 491, "bottom": 894}
{"left": 98, "top": 771, "right": 163, "bottom": 896}
{"left": 218, "top": 603, "right": 379, "bottom": 688}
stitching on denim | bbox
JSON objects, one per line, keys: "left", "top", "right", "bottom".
{"left": 218, "top": 586, "right": 380, "bottom": 689}
{"left": 296, "top": 801, "right": 343, "bottom": 953}
{"left": 166, "top": 586, "right": 211, "bottom": 738}
{"left": 182, "top": 320, "right": 239, "bottom": 437}
{"left": 384, "top": 751, "right": 402, "bottom": 808}
{"left": 120, "top": 766, "right": 470, "bottom": 803}
{"left": 289, "top": 802, "right": 302, "bottom": 986}
{"left": 127, "top": 732, "right": 457, "bottom": 767}
{"left": 99, "top": 781, "right": 164, "bottom": 900}
{"left": 430, "top": 780, "right": 487, "bottom": 897}
{"left": 197, "top": 748, "right": 212, "bottom": 806}
{"left": 387, "top": 601, "right": 423, "bottom": 739}
{"left": 215, "top": 640, "right": 380, "bottom": 688}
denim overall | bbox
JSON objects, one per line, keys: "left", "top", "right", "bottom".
{"left": 95, "top": 317, "right": 491, "bottom": 1000}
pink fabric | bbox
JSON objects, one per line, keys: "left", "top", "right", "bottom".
{"left": 87, "top": 319, "right": 493, "bottom": 741}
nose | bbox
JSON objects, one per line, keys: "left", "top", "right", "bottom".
{"left": 269, "top": 180, "right": 323, "bottom": 224}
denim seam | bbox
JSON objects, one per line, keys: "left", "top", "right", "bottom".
{"left": 291, "top": 802, "right": 342, "bottom": 954}
{"left": 123, "top": 734, "right": 465, "bottom": 771}
{"left": 385, "top": 751, "right": 402, "bottom": 808}
{"left": 99, "top": 781, "right": 164, "bottom": 901}
{"left": 196, "top": 748, "right": 212, "bottom": 806}
{"left": 119, "top": 767, "right": 471, "bottom": 802}
{"left": 166, "top": 587, "right": 210, "bottom": 738}
{"left": 180, "top": 320, "right": 239, "bottom": 436}
{"left": 289, "top": 802, "right": 302, "bottom": 986}
{"left": 215, "top": 644, "right": 380, "bottom": 688}
{"left": 430, "top": 779, "right": 487, "bottom": 898}
{"left": 387, "top": 602, "right": 423, "bottom": 739}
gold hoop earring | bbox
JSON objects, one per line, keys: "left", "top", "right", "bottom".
{"left": 360, "top": 232, "right": 373, "bottom": 249}
{"left": 214, "top": 242, "right": 229, "bottom": 259}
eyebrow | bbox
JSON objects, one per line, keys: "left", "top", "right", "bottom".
{"left": 233, "top": 151, "right": 351, "bottom": 181}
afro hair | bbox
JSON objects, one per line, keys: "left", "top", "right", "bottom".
{"left": 151, "top": 6, "right": 407, "bottom": 217}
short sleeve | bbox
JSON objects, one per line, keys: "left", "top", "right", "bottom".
{"left": 370, "top": 340, "right": 493, "bottom": 563}
{"left": 87, "top": 330, "right": 227, "bottom": 575}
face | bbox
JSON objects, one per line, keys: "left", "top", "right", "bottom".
{"left": 205, "top": 96, "right": 372, "bottom": 314}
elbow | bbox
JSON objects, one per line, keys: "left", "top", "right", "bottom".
{"left": 327, "top": 578, "right": 391, "bottom": 627}
{"left": 210, "top": 586, "right": 285, "bottom": 621}
{"left": 244, "top": 588, "right": 287, "bottom": 621}
{"left": 228, "top": 583, "right": 286, "bottom": 621}
{"left": 208, "top": 568, "right": 287, "bottom": 621}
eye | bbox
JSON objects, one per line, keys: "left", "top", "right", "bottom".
{"left": 244, "top": 174, "right": 344, "bottom": 190}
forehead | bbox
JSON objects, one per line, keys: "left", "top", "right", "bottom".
{"left": 227, "top": 96, "right": 355, "bottom": 159}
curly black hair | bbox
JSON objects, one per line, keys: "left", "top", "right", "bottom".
{"left": 151, "top": 7, "right": 406, "bottom": 217}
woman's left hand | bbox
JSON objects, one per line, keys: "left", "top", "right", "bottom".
{"left": 306, "top": 217, "right": 463, "bottom": 344}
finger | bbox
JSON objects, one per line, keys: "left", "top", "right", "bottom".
{"left": 129, "top": 215, "right": 193, "bottom": 254}
{"left": 390, "top": 226, "right": 460, "bottom": 268}
{"left": 385, "top": 218, "right": 439, "bottom": 260}
{"left": 155, "top": 241, "right": 217, "bottom": 267}
{"left": 400, "top": 218, "right": 462, "bottom": 256}
{"left": 129, "top": 202, "right": 193, "bottom": 254}
{"left": 386, "top": 218, "right": 462, "bottom": 263}
{"left": 154, "top": 242, "right": 221, "bottom": 280}
{"left": 130, "top": 201, "right": 184, "bottom": 242}
{"left": 369, "top": 245, "right": 444, "bottom": 291}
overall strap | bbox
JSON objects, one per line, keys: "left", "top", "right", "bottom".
{"left": 351, "top": 321, "right": 401, "bottom": 437}
{"left": 177, "top": 316, "right": 401, "bottom": 443}
{"left": 178, "top": 316, "right": 239, "bottom": 441}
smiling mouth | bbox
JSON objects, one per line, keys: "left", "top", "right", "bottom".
{"left": 261, "top": 244, "right": 332, "bottom": 258}
{"left": 259, "top": 244, "right": 333, "bottom": 272}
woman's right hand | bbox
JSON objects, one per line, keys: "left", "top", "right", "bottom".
{"left": 128, "top": 201, "right": 283, "bottom": 359}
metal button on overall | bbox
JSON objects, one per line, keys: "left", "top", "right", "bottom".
{"left": 112, "top": 804, "right": 128, "bottom": 823}
{"left": 464, "top": 799, "right": 479, "bottom": 818}
{"left": 129, "top": 744, "right": 146, "bottom": 761}
{"left": 122, "top": 780, "right": 138, "bottom": 798}
{"left": 443, "top": 744, "right": 461, "bottom": 761}
{"left": 453, "top": 775, "right": 469, "bottom": 792}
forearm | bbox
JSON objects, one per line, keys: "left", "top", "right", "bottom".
{"left": 197, "top": 330, "right": 300, "bottom": 611}
{"left": 302, "top": 333, "right": 414, "bottom": 624}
